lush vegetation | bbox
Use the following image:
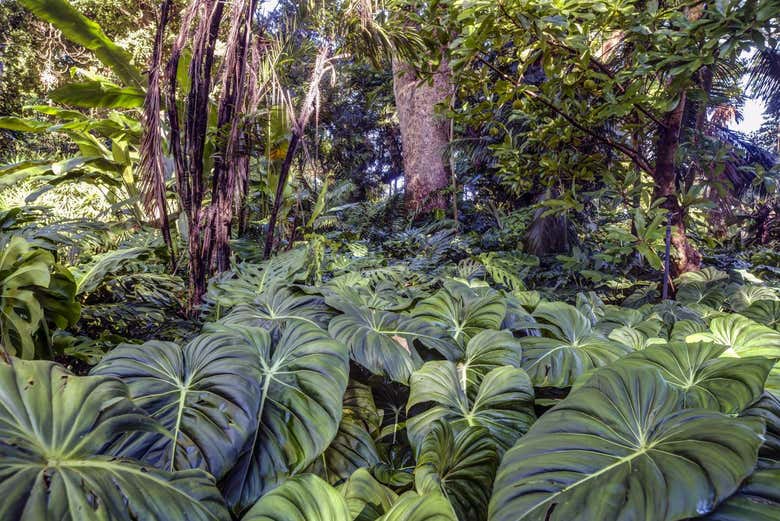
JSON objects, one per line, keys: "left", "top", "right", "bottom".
{"left": 1, "top": 0, "right": 780, "bottom": 519}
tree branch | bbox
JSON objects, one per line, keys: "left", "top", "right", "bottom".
{"left": 474, "top": 54, "right": 654, "bottom": 174}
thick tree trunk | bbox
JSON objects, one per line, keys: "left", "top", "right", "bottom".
{"left": 392, "top": 58, "right": 451, "bottom": 215}
{"left": 652, "top": 93, "right": 701, "bottom": 276}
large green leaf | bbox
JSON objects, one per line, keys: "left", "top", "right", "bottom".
{"left": 607, "top": 325, "right": 666, "bottom": 350}
{"left": 18, "top": 0, "right": 142, "bottom": 87}
{"left": 342, "top": 380, "right": 382, "bottom": 436}
{"left": 594, "top": 306, "right": 659, "bottom": 336}
{"left": 0, "top": 237, "right": 75, "bottom": 359}
{"left": 669, "top": 319, "right": 708, "bottom": 342}
{"left": 728, "top": 285, "right": 779, "bottom": 313}
{"left": 218, "top": 321, "right": 350, "bottom": 514}
{"left": 407, "top": 362, "right": 535, "bottom": 452}
{"left": 415, "top": 422, "right": 498, "bottom": 521}
{"left": 0, "top": 156, "right": 110, "bottom": 188}
{"left": 50, "top": 81, "right": 145, "bottom": 109}
{"left": 0, "top": 359, "right": 229, "bottom": 520}
{"left": 219, "top": 284, "right": 333, "bottom": 330}
{"left": 377, "top": 492, "right": 457, "bottom": 521}
{"left": 460, "top": 329, "right": 525, "bottom": 377}
{"left": 676, "top": 267, "right": 730, "bottom": 285}
{"left": 241, "top": 474, "right": 351, "bottom": 521}
{"left": 501, "top": 293, "right": 538, "bottom": 333}
{"left": 204, "top": 252, "right": 308, "bottom": 313}
{"left": 24, "top": 104, "right": 87, "bottom": 120}
{"left": 696, "top": 468, "right": 780, "bottom": 520}
{"left": 405, "top": 330, "right": 527, "bottom": 453}
{"left": 38, "top": 263, "right": 80, "bottom": 330}
{"left": 612, "top": 342, "right": 774, "bottom": 413}
{"left": 324, "top": 281, "right": 415, "bottom": 312}
{"left": 90, "top": 328, "right": 263, "bottom": 479}
{"left": 489, "top": 366, "right": 764, "bottom": 521}
{"left": 647, "top": 301, "right": 706, "bottom": 328}
{"left": 520, "top": 301, "right": 631, "bottom": 387}
{"left": 340, "top": 468, "right": 398, "bottom": 521}
{"left": 688, "top": 314, "right": 780, "bottom": 395}
{"left": 0, "top": 239, "right": 49, "bottom": 358}
{"left": 411, "top": 286, "right": 506, "bottom": 359}
{"left": 742, "top": 393, "right": 780, "bottom": 464}
{"left": 72, "top": 246, "right": 151, "bottom": 295}
{"left": 329, "top": 303, "right": 424, "bottom": 384}
{"left": 309, "top": 413, "right": 381, "bottom": 485}
{"left": 742, "top": 300, "right": 780, "bottom": 331}
{"left": 0, "top": 117, "right": 51, "bottom": 132}
{"left": 676, "top": 281, "right": 728, "bottom": 308}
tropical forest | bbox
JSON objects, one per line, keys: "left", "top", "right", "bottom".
{"left": 1, "top": 0, "right": 780, "bottom": 519}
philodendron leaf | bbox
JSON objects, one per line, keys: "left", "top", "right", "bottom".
{"left": 407, "top": 363, "right": 535, "bottom": 453}
{"left": 0, "top": 359, "right": 229, "bottom": 521}
{"left": 219, "top": 284, "right": 333, "bottom": 330}
{"left": 415, "top": 422, "right": 499, "bottom": 521}
{"left": 696, "top": 468, "right": 780, "bottom": 520}
{"left": 343, "top": 380, "right": 382, "bottom": 436}
{"left": 328, "top": 303, "right": 423, "bottom": 384}
{"left": 411, "top": 286, "right": 506, "bottom": 360}
{"left": 687, "top": 314, "right": 780, "bottom": 394}
{"left": 90, "top": 328, "right": 263, "bottom": 479}
{"left": 607, "top": 325, "right": 666, "bottom": 350}
{"left": 218, "top": 321, "right": 350, "bottom": 514}
{"left": 489, "top": 366, "right": 764, "bottom": 521}
{"left": 669, "top": 319, "right": 707, "bottom": 342}
{"left": 520, "top": 302, "right": 631, "bottom": 387}
{"left": 340, "top": 468, "right": 398, "bottom": 521}
{"left": 309, "top": 413, "right": 381, "bottom": 485}
{"left": 377, "top": 492, "right": 457, "bottom": 521}
{"left": 729, "top": 285, "right": 779, "bottom": 312}
{"left": 241, "top": 474, "right": 351, "bottom": 521}
{"left": 611, "top": 342, "right": 774, "bottom": 413}
{"left": 742, "top": 300, "right": 780, "bottom": 331}
{"left": 461, "top": 329, "right": 524, "bottom": 378}
{"left": 742, "top": 392, "right": 780, "bottom": 464}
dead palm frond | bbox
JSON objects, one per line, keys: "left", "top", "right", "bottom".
{"left": 138, "top": 0, "right": 174, "bottom": 259}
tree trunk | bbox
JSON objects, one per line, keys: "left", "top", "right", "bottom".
{"left": 652, "top": 93, "right": 701, "bottom": 276}
{"left": 392, "top": 58, "right": 451, "bottom": 215}
{"left": 264, "top": 131, "right": 301, "bottom": 259}
{"left": 755, "top": 204, "right": 772, "bottom": 245}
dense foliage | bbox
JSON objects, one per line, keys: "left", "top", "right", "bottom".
{"left": 1, "top": 0, "right": 779, "bottom": 519}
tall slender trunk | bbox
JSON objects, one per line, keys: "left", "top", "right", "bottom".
{"left": 392, "top": 58, "right": 452, "bottom": 215}
{"left": 164, "top": 0, "right": 226, "bottom": 311}
{"left": 263, "top": 131, "right": 301, "bottom": 258}
{"left": 209, "top": 0, "right": 259, "bottom": 273}
{"left": 652, "top": 93, "right": 701, "bottom": 276}
{"left": 263, "top": 47, "right": 330, "bottom": 259}
{"left": 139, "top": 0, "right": 174, "bottom": 263}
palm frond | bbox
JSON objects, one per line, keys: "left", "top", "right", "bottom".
{"left": 747, "top": 48, "right": 780, "bottom": 116}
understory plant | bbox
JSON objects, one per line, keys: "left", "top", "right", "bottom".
{"left": 2, "top": 249, "right": 779, "bottom": 521}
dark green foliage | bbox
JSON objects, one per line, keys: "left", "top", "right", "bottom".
{"left": 1, "top": 0, "right": 780, "bottom": 519}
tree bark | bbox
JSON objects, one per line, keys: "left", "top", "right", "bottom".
{"left": 263, "top": 131, "right": 301, "bottom": 258}
{"left": 652, "top": 93, "right": 701, "bottom": 276}
{"left": 209, "top": 0, "right": 259, "bottom": 273}
{"left": 392, "top": 58, "right": 452, "bottom": 215}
